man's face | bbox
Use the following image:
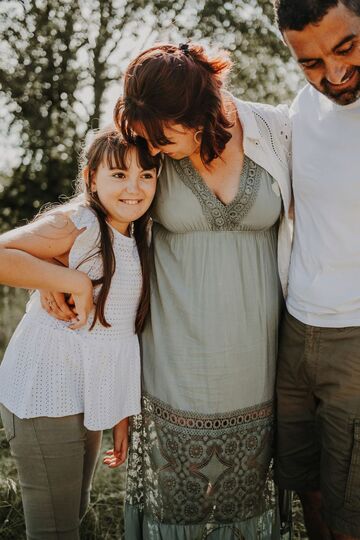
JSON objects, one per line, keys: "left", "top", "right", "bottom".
{"left": 284, "top": 3, "right": 360, "bottom": 105}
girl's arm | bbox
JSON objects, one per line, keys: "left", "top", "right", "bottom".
{"left": 0, "top": 212, "right": 93, "bottom": 329}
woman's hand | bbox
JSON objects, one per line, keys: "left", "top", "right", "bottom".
{"left": 68, "top": 274, "right": 94, "bottom": 330}
{"left": 103, "top": 417, "right": 129, "bottom": 468}
{"left": 40, "top": 273, "right": 93, "bottom": 330}
{"left": 40, "top": 291, "right": 76, "bottom": 322}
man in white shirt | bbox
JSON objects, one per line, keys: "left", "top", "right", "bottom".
{"left": 273, "top": 1, "right": 360, "bottom": 539}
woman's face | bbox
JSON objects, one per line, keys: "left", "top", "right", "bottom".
{"left": 133, "top": 122, "right": 200, "bottom": 160}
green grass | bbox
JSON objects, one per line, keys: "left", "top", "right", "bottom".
{"left": 0, "top": 287, "right": 308, "bottom": 539}
{"left": 0, "top": 288, "right": 29, "bottom": 358}
{"left": 79, "top": 430, "right": 126, "bottom": 539}
{"left": 0, "top": 428, "right": 126, "bottom": 540}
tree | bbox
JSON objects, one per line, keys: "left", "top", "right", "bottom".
{"left": 152, "top": 0, "right": 299, "bottom": 103}
{"left": 0, "top": 0, "right": 299, "bottom": 231}
{"left": 0, "top": 0, "right": 84, "bottom": 227}
{"left": 0, "top": 0, "right": 157, "bottom": 229}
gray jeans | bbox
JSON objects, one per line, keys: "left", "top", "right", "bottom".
{"left": 0, "top": 404, "right": 102, "bottom": 539}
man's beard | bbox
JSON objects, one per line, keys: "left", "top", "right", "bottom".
{"left": 317, "top": 66, "right": 360, "bottom": 105}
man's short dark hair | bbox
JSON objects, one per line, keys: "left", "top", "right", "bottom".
{"left": 273, "top": 0, "right": 360, "bottom": 31}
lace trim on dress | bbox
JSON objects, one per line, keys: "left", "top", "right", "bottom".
{"left": 144, "top": 393, "right": 273, "bottom": 431}
{"left": 173, "top": 156, "right": 261, "bottom": 231}
{"left": 126, "top": 393, "right": 274, "bottom": 525}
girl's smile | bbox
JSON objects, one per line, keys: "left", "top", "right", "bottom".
{"left": 120, "top": 199, "right": 143, "bottom": 205}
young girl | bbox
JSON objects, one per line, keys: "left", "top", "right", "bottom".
{"left": 0, "top": 128, "right": 160, "bottom": 539}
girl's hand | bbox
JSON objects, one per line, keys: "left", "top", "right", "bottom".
{"left": 40, "top": 291, "right": 76, "bottom": 321}
{"left": 103, "top": 417, "right": 129, "bottom": 468}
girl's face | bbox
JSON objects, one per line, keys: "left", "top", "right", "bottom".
{"left": 90, "top": 147, "right": 157, "bottom": 234}
{"left": 134, "top": 122, "right": 200, "bottom": 160}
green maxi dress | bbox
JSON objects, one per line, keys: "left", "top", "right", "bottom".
{"left": 125, "top": 154, "right": 283, "bottom": 539}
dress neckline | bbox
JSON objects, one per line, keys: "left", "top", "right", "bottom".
{"left": 172, "top": 156, "right": 261, "bottom": 231}
{"left": 178, "top": 155, "right": 251, "bottom": 209}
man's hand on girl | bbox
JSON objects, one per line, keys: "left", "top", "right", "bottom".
{"left": 103, "top": 417, "right": 129, "bottom": 468}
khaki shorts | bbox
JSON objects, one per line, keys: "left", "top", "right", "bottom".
{"left": 276, "top": 310, "right": 360, "bottom": 537}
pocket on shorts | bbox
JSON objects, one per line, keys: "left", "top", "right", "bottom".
{"left": 345, "top": 419, "right": 360, "bottom": 510}
{"left": 0, "top": 405, "right": 16, "bottom": 442}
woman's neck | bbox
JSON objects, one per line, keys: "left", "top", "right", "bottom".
{"left": 190, "top": 97, "right": 243, "bottom": 174}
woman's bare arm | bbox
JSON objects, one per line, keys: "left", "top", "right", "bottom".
{"left": 0, "top": 212, "right": 93, "bottom": 328}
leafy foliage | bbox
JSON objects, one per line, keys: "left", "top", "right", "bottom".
{"left": 0, "top": 0, "right": 299, "bottom": 231}
{"left": 0, "top": 0, "right": 83, "bottom": 226}
{"left": 0, "top": 0, "right": 157, "bottom": 229}
{"left": 153, "top": 0, "right": 299, "bottom": 103}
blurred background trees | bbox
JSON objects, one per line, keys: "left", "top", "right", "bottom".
{"left": 0, "top": 0, "right": 300, "bottom": 231}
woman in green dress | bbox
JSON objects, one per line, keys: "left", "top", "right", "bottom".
{"left": 115, "top": 42, "right": 292, "bottom": 539}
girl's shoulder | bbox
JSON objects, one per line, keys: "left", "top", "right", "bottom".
{"left": 66, "top": 201, "right": 102, "bottom": 271}
{"left": 34, "top": 198, "right": 98, "bottom": 235}
{"left": 67, "top": 199, "right": 98, "bottom": 232}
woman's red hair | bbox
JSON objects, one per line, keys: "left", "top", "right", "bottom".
{"left": 114, "top": 43, "right": 233, "bottom": 164}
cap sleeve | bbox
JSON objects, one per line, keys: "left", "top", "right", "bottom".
{"left": 70, "top": 204, "right": 98, "bottom": 230}
{"left": 68, "top": 204, "right": 102, "bottom": 275}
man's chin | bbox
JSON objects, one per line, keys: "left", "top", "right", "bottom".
{"left": 318, "top": 80, "right": 360, "bottom": 105}
{"left": 327, "top": 89, "right": 360, "bottom": 106}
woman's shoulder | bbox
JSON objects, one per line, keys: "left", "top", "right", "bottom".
{"left": 235, "top": 97, "right": 291, "bottom": 166}
{"left": 243, "top": 99, "right": 289, "bottom": 118}
{"left": 235, "top": 97, "right": 290, "bottom": 136}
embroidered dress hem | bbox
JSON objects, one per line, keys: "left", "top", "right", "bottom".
{"left": 124, "top": 503, "right": 280, "bottom": 540}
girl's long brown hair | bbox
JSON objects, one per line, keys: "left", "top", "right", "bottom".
{"left": 77, "top": 129, "right": 161, "bottom": 333}
{"left": 114, "top": 42, "right": 233, "bottom": 165}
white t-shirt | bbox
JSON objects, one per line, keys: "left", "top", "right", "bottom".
{"left": 287, "top": 84, "right": 360, "bottom": 327}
